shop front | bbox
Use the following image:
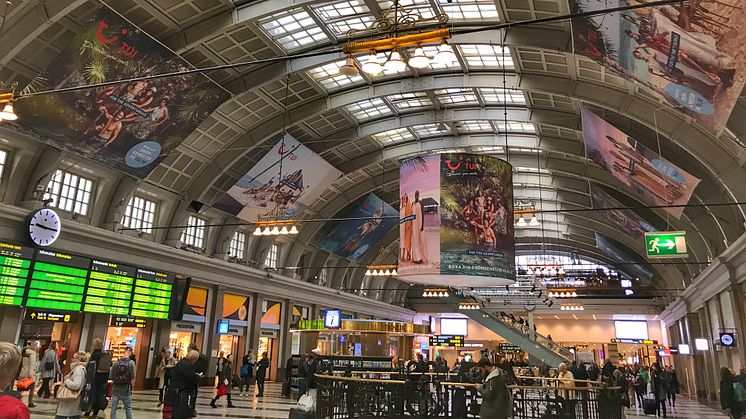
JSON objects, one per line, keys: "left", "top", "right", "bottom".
{"left": 260, "top": 299, "right": 283, "bottom": 381}
{"left": 20, "top": 309, "right": 84, "bottom": 368}
{"left": 105, "top": 316, "right": 149, "bottom": 363}
{"left": 169, "top": 286, "right": 209, "bottom": 359}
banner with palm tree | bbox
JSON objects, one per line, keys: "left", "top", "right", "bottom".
{"left": 12, "top": 7, "right": 230, "bottom": 177}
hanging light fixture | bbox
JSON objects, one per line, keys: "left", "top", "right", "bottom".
{"left": 391, "top": 269, "right": 398, "bottom": 276}
{"left": 408, "top": 46, "right": 430, "bottom": 68}
{"left": 289, "top": 225, "right": 299, "bottom": 234}
{"left": 262, "top": 227, "right": 272, "bottom": 235}
{"left": 339, "top": 55, "right": 359, "bottom": 76}
{"left": 270, "top": 226, "right": 280, "bottom": 235}
{"left": 434, "top": 40, "right": 456, "bottom": 64}
{"left": 365, "top": 269, "right": 372, "bottom": 276}
{"left": 253, "top": 227, "right": 263, "bottom": 236}
{"left": 361, "top": 51, "right": 383, "bottom": 75}
{"left": 528, "top": 214, "right": 540, "bottom": 227}
{"left": 558, "top": 267, "right": 565, "bottom": 276}
{"left": 516, "top": 216, "right": 527, "bottom": 227}
{"left": 383, "top": 49, "right": 407, "bottom": 73}
{"left": 0, "top": 103, "right": 17, "bottom": 121}
{"left": 279, "top": 226, "right": 288, "bottom": 235}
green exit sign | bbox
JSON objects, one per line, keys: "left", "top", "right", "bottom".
{"left": 645, "top": 231, "right": 688, "bottom": 258}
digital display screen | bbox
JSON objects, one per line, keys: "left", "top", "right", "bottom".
{"left": 614, "top": 320, "right": 649, "bottom": 340}
{"left": 218, "top": 319, "right": 230, "bottom": 334}
{"left": 130, "top": 268, "right": 173, "bottom": 319}
{"left": 430, "top": 335, "right": 465, "bottom": 347}
{"left": 84, "top": 259, "right": 135, "bottom": 315}
{"left": 0, "top": 242, "right": 34, "bottom": 306}
{"left": 27, "top": 249, "right": 90, "bottom": 311}
{"left": 440, "top": 318, "right": 468, "bottom": 336}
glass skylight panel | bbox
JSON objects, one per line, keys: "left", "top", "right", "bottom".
{"left": 345, "top": 98, "right": 392, "bottom": 121}
{"left": 458, "top": 44, "right": 514, "bottom": 69}
{"left": 456, "top": 120, "right": 493, "bottom": 133}
{"left": 259, "top": 8, "right": 330, "bottom": 51}
{"left": 372, "top": 127, "right": 415, "bottom": 146}
{"left": 377, "top": 0, "right": 436, "bottom": 19}
{"left": 435, "top": 88, "right": 478, "bottom": 105}
{"left": 438, "top": 0, "right": 500, "bottom": 20}
{"left": 386, "top": 92, "right": 432, "bottom": 111}
{"left": 307, "top": 60, "right": 364, "bottom": 91}
{"left": 44, "top": 169, "right": 93, "bottom": 216}
{"left": 411, "top": 123, "right": 448, "bottom": 138}
{"left": 480, "top": 88, "right": 526, "bottom": 105}
{"left": 314, "top": 1, "right": 374, "bottom": 37}
{"left": 497, "top": 121, "right": 536, "bottom": 133}
{"left": 473, "top": 145, "right": 504, "bottom": 153}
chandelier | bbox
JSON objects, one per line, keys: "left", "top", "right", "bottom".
{"left": 338, "top": 1, "right": 454, "bottom": 77}
{"left": 365, "top": 264, "right": 398, "bottom": 276}
{"left": 252, "top": 218, "right": 298, "bottom": 236}
{"left": 458, "top": 302, "right": 480, "bottom": 310}
{"left": 560, "top": 304, "right": 584, "bottom": 311}
{"left": 0, "top": 82, "right": 18, "bottom": 122}
{"left": 422, "top": 288, "right": 449, "bottom": 298}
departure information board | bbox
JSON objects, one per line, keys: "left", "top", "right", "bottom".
{"left": 130, "top": 268, "right": 173, "bottom": 319}
{"left": 0, "top": 242, "right": 34, "bottom": 306}
{"left": 84, "top": 259, "right": 135, "bottom": 315}
{"left": 429, "top": 335, "right": 465, "bottom": 347}
{"left": 27, "top": 249, "right": 89, "bottom": 311}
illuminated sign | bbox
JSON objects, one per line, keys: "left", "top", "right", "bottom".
{"left": 218, "top": 319, "right": 230, "bottom": 334}
{"left": 720, "top": 333, "right": 736, "bottom": 347}
{"left": 324, "top": 309, "right": 341, "bottom": 329}
{"left": 429, "top": 335, "right": 465, "bottom": 347}
{"left": 695, "top": 338, "right": 709, "bottom": 351}
{"left": 130, "top": 268, "right": 173, "bottom": 319}
{"left": 110, "top": 316, "right": 147, "bottom": 328}
{"left": 27, "top": 249, "right": 90, "bottom": 311}
{"left": 0, "top": 241, "right": 33, "bottom": 307}
{"left": 610, "top": 338, "right": 658, "bottom": 345}
{"left": 85, "top": 259, "right": 135, "bottom": 315}
{"left": 25, "top": 309, "right": 76, "bottom": 323}
{"left": 677, "top": 344, "right": 690, "bottom": 355}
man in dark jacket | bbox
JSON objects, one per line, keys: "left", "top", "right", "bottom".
{"left": 306, "top": 348, "right": 322, "bottom": 389}
{"left": 255, "top": 352, "right": 270, "bottom": 397}
{"left": 477, "top": 358, "right": 511, "bottom": 419}
{"left": 165, "top": 350, "right": 201, "bottom": 419}
{"left": 602, "top": 359, "right": 615, "bottom": 378}
{"left": 186, "top": 343, "right": 207, "bottom": 417}
{"left": 587, "top": 363, "right": 601, "bottom": 382}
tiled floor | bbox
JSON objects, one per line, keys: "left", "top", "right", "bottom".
{"left": 28, "top": 382, "right": 295, "bottom": 419}
{"left": 26, "top": 384, "right": 730, "bottom": 418}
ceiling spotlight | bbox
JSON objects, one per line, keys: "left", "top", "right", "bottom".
{"left": 253, "top": 227, "right": 263, "bottom": 236}
{"left": 339, "top": 55, "right": 359, "bottom": 76}
{"left": 361, "top": 51, "right": 383, "bottom": 75}
{"left": 383, "top": 49, "right": 407, "bottom": 72}
{"left": 434, "top": 40, "right": 456, "bottom": 64}
{"left": 408, "top": 46, "right": 430, "bottom": 68}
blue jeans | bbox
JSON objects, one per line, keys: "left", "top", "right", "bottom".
{"left": 110, "top": 392, "right": 133, "bottom": 419}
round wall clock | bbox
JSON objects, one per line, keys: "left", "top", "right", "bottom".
{"left": 27, "top": 208, "right": 61, "bottom": 247}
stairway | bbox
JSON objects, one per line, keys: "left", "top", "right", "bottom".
{"left": 441, "top": 291, "right": 573, "bottom": 366}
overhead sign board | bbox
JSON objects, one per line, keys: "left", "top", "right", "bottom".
{"left": 611, "top": 338, "right": 658, "bottom": 345}
{"left": 720, "top": 332, "right": 736, "bottom": 347}
{"left": 429, "top": 335, "right": 465, "bottom": 347}
{"left": 218, "top": 319, "right": 230, "bottom": 334}
{"left": 324, "top": 309, "right": 341, "bottom": 329}
{"left": 25, "top": 309, "right": 76, "bottom": 323}
{"left": 110, "top": 316, "right": 147, "bottom": 328}
{"left": 645, "top": 231, "right": 688, "bottom": 259}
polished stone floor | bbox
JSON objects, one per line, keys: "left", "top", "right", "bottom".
{"left": 26, "top": 383, "right": 730, "bottom": 418}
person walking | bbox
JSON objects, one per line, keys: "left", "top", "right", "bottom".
{"left": 239, "top": 350, "right": 254, "bottom": 397}
{"left": 37, "top": 342, "right": 60, "bottom": 399}
{"left": 84, "top": 338, "right": 111, "bottom": 418}
{"left": 652, "top": 363, "right": 668, "bottom": 418}
{"left": 19, "top": 344, "right": 39, "bottom": 408}
{"left": 664, "top": 365, "right": 680, "bottom": 407}
{"left": 109, "top": 347, "right": 135, "bottom": 419}
{"left": 255, "top": 352, "right": 270, "bottom": 397}
{"left": 215, "top": 352, "right": 226, "bottom": 389}
{"left": 157, "top": 349, "right": 176, "bottom": 407}
{"left": 164, "top": 350, "right": 201, "bottom": 419}
{"left": 721, "top": 367, "right": 745, "bottom": 419}
{"left": 476, "top": 358, "right": 511, "bottom": 419}
{"left": 0, "top": 342, "right": 30, "bottom": 419}
{"left": 613, "top": 369, "right": 630, "bottom": 419}
{"left": 54, "top": 351, "right": 88, "bottom": 419}
{"left": 210, "top": 354, "right": 235, "bottom": 408}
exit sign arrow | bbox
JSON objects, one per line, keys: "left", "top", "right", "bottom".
{"left": 645, "top": 231, "right": 688, "bottom": 259}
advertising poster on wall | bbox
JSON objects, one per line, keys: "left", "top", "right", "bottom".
{"left": 319, "top": 193, "right": 398, "bottom": 263}
{"left": 591, "top": 185, "right": 657, "bottom": 240}
{"left": 440, "top": 153, "right": 515, "bottom": 281}
{"left": 595, "top": 233, "right": 653, "bottom": 284}
{"left": 214, "top": 134, "right": 341, "bottom": 221}
{"left": 399, "top": 155, "right": 441, "bottom": 278}
{"left": 222, "top": 293, "right": 249, "bottom": 321}
{"left": 582, "top": 107, "right": 701, "bottom": 219}
{"left": 570, "top": 0, "right": 746, "bottom": 131}
{"left": 11, "top": 8, "right": 229, "bottom": 178}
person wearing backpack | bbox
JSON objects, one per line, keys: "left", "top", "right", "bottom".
{"left": 239, "top": 350, "right": 254, "bottom": 397}
{"left": 164, "top": 350, "right": 200, "bottom": 419}
{"left": 84, "top": 338, "right": 110, "bottom": 418}
{"left": 55, "top": 351, "right": 88, "bottom": 419}
{"left": 37, "top": 342, "right": 60, "bottom": 399}
{"left": 108, "top": 348, "right": 135, "bottom": 419}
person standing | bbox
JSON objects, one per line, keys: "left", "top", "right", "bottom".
{"left": 84, "top": 339, "right": 110, "bottom": 418}
{"left": 664, "top": 365, "right": 680, "bottom": 407}
{"left": 721, "top": 367, "right": 744, "bottom": 419}
{"left": 613, "top": 369, "right": 630, "bottom": 419}
{"left": 476, "top": 358, "right": 511, "bottom": 419}
{"left": 255, "top": 352, "right": 270, "bottom": 397}
{"left": 239, "top": 350, "right": 254, "bottom": 397}
{"left": 164, "top": 350, "right": 201, "bottom": 419}
{"left": 19, "top": 344, "right": 39, "bottom": 408}
{"left": 0, "top": 342, "right": 30, "bottom": 419}
{"left": 282, "top": 356, "right": 293, "bottom": 397}
{"left": 601, "top": 359, "right": 614, "bottom": 379}
{"left": 210, "top": 354, "right": 235, "bottom": 408}
{"left": 54, "top": 351, "right": 88, "bottom": 419}
{"left": 651, "top": 363, "right": 668, "bottom": 418}
{"left": 157, "top": 349, "right": 176, "bottom": 407}
{"left": 109, "top": 348, "right": 135, "bottom": 419}
{"left": 37, "top": 342, "right": 60, "bottom": 399}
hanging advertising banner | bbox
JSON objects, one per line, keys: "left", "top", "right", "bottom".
{"left": 595, "top": 233, "right": 653, "bottom": 284}
{"left": 582, "top": 107, "right": 701, "bottom": 219}
{"left": 214, "top": 134, "right": 341, "bottom": 221}
{"left": 398, "top": 154, "right": 515, "bottom": 287}
{"left": 591, "top": 185, "right": 657, "bottom": 240}
{"left": 319, "top": 193, "right": 398, "bottom": 263}
{"left": 11, "top": 8, "right": 229, "bottom": 178}
{"left": 570, "top": 0, "right": 746, "bottom": 131}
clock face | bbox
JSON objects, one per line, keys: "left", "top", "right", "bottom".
{"left": 28, "top": 209, "right": 61, "bottom": 247}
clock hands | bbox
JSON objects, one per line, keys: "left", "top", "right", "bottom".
{"left": 34, "top": 223, "right": 58, "bottom": 232}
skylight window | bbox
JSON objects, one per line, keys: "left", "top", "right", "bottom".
{"left": 386, "top": 92, "right": 432, "bottom": 111}
{"left": 345, "top": 98, "right": 392, "bottom": 121}
{"left": 307, "top": 60, "right": 364, "bottom": 91}
{"left": 259, "top": 8, "right": 330, "bottom": 51}
{"left": 435, "top": 88, "right": 478, "bottom": 106}
{"left": 376, "top": 0, "right": 436, "bottom": 19}
{"left": 458, "top": 44, "right": 514, "bottom": 69}
{"left": 456, "top": 120, "right": 493, "bottom": 133}
{"left": 411, "top": 123, "right": 449, "bottom": 138}
{"left": 497, "top": 121, "right": 535, "bottom": 133}
{"left": 480, "top": 87, "right": 526, "bottom": 105}
{"left": 314, "top": 1, "right": 374, "bottom": 36}
{"left": 372, "top": 127, "right": 415, "bottom": 146}
{"left": 438, "top": 0, "right": 500, "bottom": 20}
{"left": 515, "top": 166, "right": 550, "bottom": 174}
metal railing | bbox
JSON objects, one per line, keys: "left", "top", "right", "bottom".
{"left": 488, "top": 311, "right": 575, "bottom": 361}
{"left": 315, "top": 372, "right": 622, "bottom": 418}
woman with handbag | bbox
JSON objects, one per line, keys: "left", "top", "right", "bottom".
{"left": 54, "top": 352, "right": 88, "bottom": 419}
{"left": 37, "top": 342, "right": 60, "bottom": 399}
{"left": 210, "top": 354, "right": 235, "bottom": 408}
{"left": 19, "top": 344, "right": 39, "bottom": 408}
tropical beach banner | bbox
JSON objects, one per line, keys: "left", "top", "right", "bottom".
{"left": 398, "top": 153, "right": 515, "bottom": 287}
{"left": 570, "top": 0, "right": 746, "bottom": 131}
{"left": 582, "top": 107, "right": 701, "bottom": 219}
{"left": 319, "top": 193, "right": 398, "bottom": 263}
{"left": 11, "top": 8, "right": 229, "bottom": 177}
{"left": 213, "top": 134, "right": 341, "bottom": 221}
{"left": 591, "top": 185, "right": 657, "bottom": 240}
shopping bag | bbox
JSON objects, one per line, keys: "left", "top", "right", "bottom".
{"left": 217, "top": 383, "right": 228, "bottom": 397}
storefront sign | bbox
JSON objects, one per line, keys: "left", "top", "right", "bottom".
{"left": 645, "top": 231, "right": 688, "bottom": 259}
{"left": 110, "top": 316, "right": 147, "bottom": 328}
{"left": 658, "top": 348, "right": 671, "bottom": 357}
{"left": 610, "top": 338, "right": 658, "bottom": 345}
{"left": 429, "top": 335, "right": 465, "bottom": 347}
{"left": 217, "top": 319, "right": 230, "bottom": 334}
{"left": 324, "top": 309, "right": 341, "bottom": 329}
{"left": 25, "top": 310, "right": 77, "bottom": 323}
{"left": 260, "top": 329, "right": 278, "bottom": 338}
{"left": 171, "top": 322, "right": 202, "bottom": 333}
{"left": 720, "top": 332, "right": 736, "bottom": 347}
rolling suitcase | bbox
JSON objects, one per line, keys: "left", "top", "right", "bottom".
{"left": 643, "top": 398, "right": 657, "bottom": 415}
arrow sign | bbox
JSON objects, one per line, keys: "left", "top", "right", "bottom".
{"left": 645, "top": 231, "right": 688, "bottom": 259}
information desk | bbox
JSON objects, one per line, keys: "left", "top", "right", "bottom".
{"left": 84, "top": 259, "right": 136, "bottom": 315}
{"left": 130, "top": 269, "right": 173, "bottom": 319}
{"left": 0, "top": 242, "right": 33, "bottom": 306}
{"left": 27, "top": 249, "right": 89, "bottom": 311}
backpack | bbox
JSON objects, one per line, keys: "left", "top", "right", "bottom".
{"left": 79, "top": 360, "right": 97, "bottom": 411}
{"left": 97, "top": 351, "right": 113, "bottom": 374}
{"left": 734, "top": 382, "right": 746, "bottom": 403}
{"left": 173, "top": 388, "right": 195, "bottom": 418}
{"left": 112, "top": 359, "right": 132, "bottom": 385}
{"left": 240, "top": 364, "right": 250, "bottom": 378}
